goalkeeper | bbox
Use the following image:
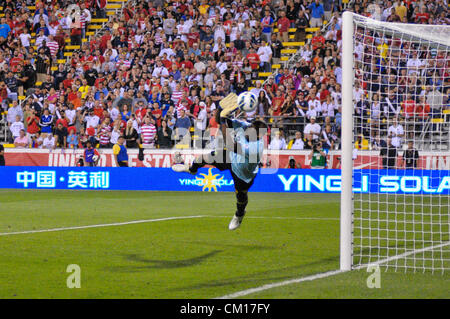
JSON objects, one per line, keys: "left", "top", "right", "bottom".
{"left": 173, "top": 93, "right": 267, "bottom": 230}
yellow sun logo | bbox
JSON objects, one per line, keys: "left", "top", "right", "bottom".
{"left": 195, "top": 168, "right": 224, "bottom": 192}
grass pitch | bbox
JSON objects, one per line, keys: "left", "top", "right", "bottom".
{"left": 0, "top": 190, "right": 448, "bottom": 299}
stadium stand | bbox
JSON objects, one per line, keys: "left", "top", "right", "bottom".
{"left": 0, "top": 0, "right": 448, "bottom": 153}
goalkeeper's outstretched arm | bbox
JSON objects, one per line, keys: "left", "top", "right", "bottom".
{"left": 217, "top": 93, "right": 239, "bottom": 149}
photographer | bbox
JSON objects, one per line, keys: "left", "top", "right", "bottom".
{"left": 310, "top": 141, "right": 328, "bottom": 169}
{"left": 285, "top": 156, "right": 301, "bottom": 169}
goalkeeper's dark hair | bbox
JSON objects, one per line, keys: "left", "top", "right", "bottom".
{"left": 251, "top": 119, "right": 268, "bottom": 139}
{"left": 251, "top": 119, "right": 268, "bottom": 130}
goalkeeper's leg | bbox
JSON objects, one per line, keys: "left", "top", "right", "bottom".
{"left": 228, "top": 173, "right": 255, "bottom": 231}
{"left": 190, "top": 149, "right": 230, "bottom": 173}
{"left": 173, "top": 149, "right": 230, "bottom": 174}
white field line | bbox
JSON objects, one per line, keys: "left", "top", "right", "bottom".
{"left": 216, "top": 269, "right": 345, "bottom": 299}
{"left": 0, "top": 215, "right": 204, "bottom": 236}
{"left": 354, "top": 241, "right": 450, "bottom": 270}
{"left": 217, "top": 241, "right": 450, "bottom": 299}
{"left": 0, "top": 215, "right": 339, "bottom": 237}
{"left": 204, "top": 216, "right": 340, "bottom": 221}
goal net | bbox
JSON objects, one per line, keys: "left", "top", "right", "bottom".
{"left": 340, "top": 12, "right": 450, "bottom": 273}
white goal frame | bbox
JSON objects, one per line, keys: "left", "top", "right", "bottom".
{"left": 340, "top": 12, "right": 450, "bottom": 272}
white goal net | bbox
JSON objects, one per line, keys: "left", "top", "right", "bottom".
{"left": 341, "top": 13, "right": 450, "bottom": 273}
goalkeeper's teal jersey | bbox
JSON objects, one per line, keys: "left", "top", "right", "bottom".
{"left": 229, "top": 119, "right": 264, "bottom": 183}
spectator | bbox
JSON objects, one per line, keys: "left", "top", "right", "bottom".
{"left": 54, "top": 122, "right": 68, "bottom": 148}
{"left": 260, "top": 9, "right": 274, "bottom": 43}
{"left": 287, "top": 131, "right": 305, "bottom": 150}
{"left": 67, "top": 129, "right": 78, "bottom": 149}
{"left": 277, "top": 11, "right": 291, "bottom": 43}
{"left": 9, "top": 115, "right": 24, "bottom": 143}
{"left": 14, "top": 129, "right": 29, "bottom": 148}
{"left": 26, "top": 110, "right": 40, "bottom": 138}
{"left": 124, "top": 120, "right": 139, "bottom": 149}
{"left": 157, "top": 119, "right": 173, "bottom": 149}
{"left": 323, "top": 0, "right": 335, "bottom": 21}
{"left": 304, "top": 116, "right": 321, "bottom": 141}
{"left": 427, "top": 86, "right": 444, "bottom": 118}
{"left": 380, "top": 137, "right": 398, "bottom": 169}
{"left": 194, "top": 102, "right": 207, "bottom": 145}
{"left": 98, "top": 118, "right": 112, "bottom": 148}
{"left": 269, "top": 130, "right": 287, "bottom": 150}
{"left": 308, "top": 0, "right": 325, "bottom": 28}
{"left": 355, "top": 134, "right": 370, "bottom": 150}
{"left": 402, "top": 141, "right": 420, "bottom": 169}
{"left": 39, "top": 109, "right": 53, "bottom": 134}
{"left": 321, "top": 124, "right": 338, "bottom": 150}
{"left": 0, "top": 18, "right": 11, "bottom": 40}
{"left": 257, "top": 41, "right": 273, "bottom": 73}
{"left": 295, "top": 10, "right": 309, "bottom": 42}
{"left": 388, "top": 117, "right": 404, "bottom": 148}
{"left": 141, "top": 116, "right": 157, "bottom": 148}
{"left": 42, "top": 133, "right": 56, "bottom": 150}
{"left": 175, "top": 109, "right": 191, "bottom": 141}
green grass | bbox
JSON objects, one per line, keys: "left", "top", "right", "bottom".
{"left": 0, "top": 190, "right": 448, "bottom": 299}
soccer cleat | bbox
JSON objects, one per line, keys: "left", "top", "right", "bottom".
{"left": 172, "top": 163, "right": 197, "bottom": 175}
{"left": 173, "top": 152, "right": 184, "bottom": 164}
{"left": 228, "top": 213, "right": 245, "bottom": 231}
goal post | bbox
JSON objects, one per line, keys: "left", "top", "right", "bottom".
{"left": 340, "top": 11, "right": 354, "bottom": 272}
{"left": 340, "top": 12, "right": 450, "bottom": 273}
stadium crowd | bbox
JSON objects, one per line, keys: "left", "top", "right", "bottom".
{"left": 0, "top": 0, "right": 448, "bottom": 154}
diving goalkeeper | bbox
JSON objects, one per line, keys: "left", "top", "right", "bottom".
{"left": 172, "top": 93, "right": 267, "bottom": 230}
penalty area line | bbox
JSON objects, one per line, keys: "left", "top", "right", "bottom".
{"left": 0, "top": 215, "right": 205, "bottom": 236}
{"left": 204, "top": 216, "right": 340, "bottom": 221}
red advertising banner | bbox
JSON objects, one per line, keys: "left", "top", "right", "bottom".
{"left": 3, "top": 149, "right": 450, "bottom": 170}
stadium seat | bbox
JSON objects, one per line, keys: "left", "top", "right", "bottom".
{"left": 106, "top": 4, "right": 122, "bottom": 9}
{"left": 91, "top": 18, "right": 109, "bottom": 23}
{"left": 282, "top": 42, "right": 305, "bottom": 47}
{"left": 65, "top": 45, "right": 81, "bottom": 50}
